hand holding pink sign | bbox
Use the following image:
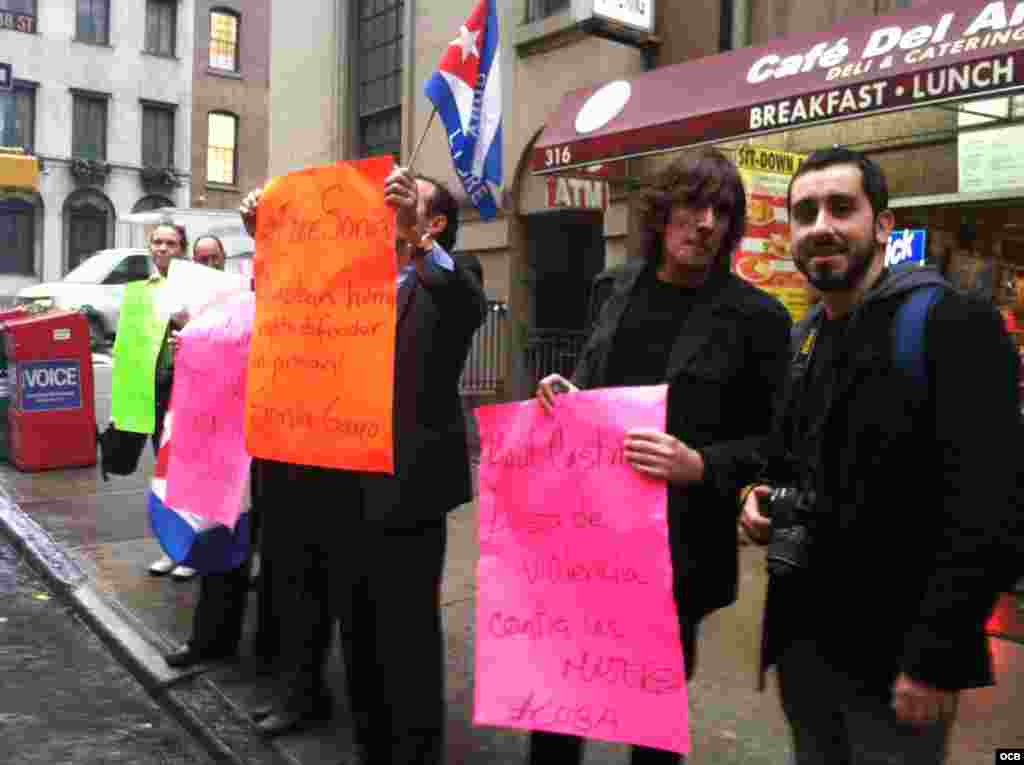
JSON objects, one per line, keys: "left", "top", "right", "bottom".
{"left": 164, "top": 291, "right": 254, "bottom": 528}
{"left": 474, "top": 384, "right": 689, "bottom": 755}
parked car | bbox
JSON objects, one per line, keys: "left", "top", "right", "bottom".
{"left": 14, "top": 248, "right": 156, "bottom": 346}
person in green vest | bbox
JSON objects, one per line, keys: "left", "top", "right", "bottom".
{"left": 146, "top": 221, "right": 196, "bottom": 581}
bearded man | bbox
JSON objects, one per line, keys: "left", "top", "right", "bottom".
{"left": 740, "top": 147, "right": 1023, "bottom": 764}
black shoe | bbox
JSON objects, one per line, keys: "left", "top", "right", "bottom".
{"left": 163, "top": 644, "right": 234, "bottom": 669}
{"left": 249, "top": 703, "right": 274, "bottom": 722}
{"left": 255, "top": 696, "right": 333, "bottom": 737}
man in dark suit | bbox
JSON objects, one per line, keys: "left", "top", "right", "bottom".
{"left": 344, "top": 167, "right": 486, "bottom": 763}
{"left": 240, "top": 168, "right": 487, "bottom": 763}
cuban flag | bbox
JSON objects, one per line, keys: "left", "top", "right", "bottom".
{"left": 424, "top": 0, "right": 502, "bottom": 220}
{"left": 148, "top": 409, "right": 250, "bottom": 574}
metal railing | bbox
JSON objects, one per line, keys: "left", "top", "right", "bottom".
{"left": 457, "top": 308, "right": 591, "bottom": 398}
{"left": 524, "top": 328, "right": 588, "bottom": 388}
{"left": 460, "top": 300, "right": 508, "bottom": 396}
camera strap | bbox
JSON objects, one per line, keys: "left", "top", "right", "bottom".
{"left": 783, "top": 307, "right": 837, "bottom": 490}
{"left": 792, "top": 324, "right": 819, "bottom": 380}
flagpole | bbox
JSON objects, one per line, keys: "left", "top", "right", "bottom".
{"left": 406, "top": 106, "right": 438, "bottom": 174}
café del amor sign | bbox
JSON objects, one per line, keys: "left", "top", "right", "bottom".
{"left": 533, "top": 0, "right": 1024, "bottom": 173}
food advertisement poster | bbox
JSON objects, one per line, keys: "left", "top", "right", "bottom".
{"left": 734, "top": 146, "right": 810, "bottom": 321}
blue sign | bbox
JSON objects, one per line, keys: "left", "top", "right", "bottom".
{"left": 0, "top": 63, "right": 9, "bottom": 92}
{"left": 885, "top": 229, "right": 928, "bottom": 268}
{"left": 19, "top": 360, "right": 83, "bottom": 412}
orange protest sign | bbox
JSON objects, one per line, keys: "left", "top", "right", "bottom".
{"left": 245, "top": 157, "right": 397, "bottom": 472}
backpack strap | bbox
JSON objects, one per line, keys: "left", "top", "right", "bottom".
{"left": 892, "top": 285, "right": 945, "bottom": 389}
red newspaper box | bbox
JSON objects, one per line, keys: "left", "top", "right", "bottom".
{"left": 5, "top": 310, "right": 97, "bottom": 471}
{"left": 0, "top": 306, "right": 30, "bottom": 460}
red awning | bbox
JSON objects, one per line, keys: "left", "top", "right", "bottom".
{"left": 532, "top": 0, "right": 1024, "bottom": 174}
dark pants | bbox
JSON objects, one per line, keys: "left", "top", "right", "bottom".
{"left": 527, "top": 619, "right": 697, "bottom": 765}
{"left": 270, "top": 466, "right": 448, "bottom": 764}
{"left": 187, "top": 460, "right": 276, "bottom": 659}
{"left": 152, "top": 371, "right": 173, "bottom": 453}
{"left": 334, "top": 518, "right": 448, "bottom": 764}
{"left": 248, "top": 464, "right": 448, "bottom": 763}
{"left": 775, "top": 638, "right": 954, "bottom": 765}
{"left": 262, "top": 463, "right": 335, "bottom": 703}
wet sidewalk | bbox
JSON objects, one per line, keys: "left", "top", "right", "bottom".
{"left": 0, "top": 538, "right": 215, "bottom": 765}
{"left": 0, "top": 452, "right": 1022, "bottom": 764}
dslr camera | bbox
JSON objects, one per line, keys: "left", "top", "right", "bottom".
{"left": 760, "top": 486, "right": 817, "bottom": 577}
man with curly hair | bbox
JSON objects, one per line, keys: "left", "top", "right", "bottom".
{"left": 534, "top": 148, "right": 792, "bottom": 763}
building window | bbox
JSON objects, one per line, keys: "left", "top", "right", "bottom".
{"left": 132, "top": 194, "right": 173, "bottom": 214}
{"left": 76, "top": 0, "right": 110, "bottom": 45}
{"left": 0, "top": 199, "right": 35, "bottom": 276}
{"left": 207, "top": 111, "right": 237, "bottom": 185}
{"left": 720, "top": 0, "right": 734, "bottom": 51}
{"left": 0, "top": 84, "right": 35, "bottom": 153}
{"left": 526, "top": 0, "right": 569, "bottom": 22}
{"left": 145, "top": 0, "right": 176, "bottom": 56}
{"left": 209, "top": 9, "right": 239, "bottom": 71}
{"left": 142, "top": 103, "right": 175, "bottom": 168}
{"left": 72, "top": 92, "right": 108, "bottom": 161}
{"left": 355, "top": 0, "right": 404, "bottom": 159}
{"left": 0, "top": 1, "right": 36, "bottom": 34}
{"left": 64, "top": 189, "right": 113, "bottom": 272}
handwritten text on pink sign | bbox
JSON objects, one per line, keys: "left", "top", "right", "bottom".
{"left": 165, "top": 292, "right": 254, "bottom": 529}
{"left": 474, "top": 385, "right": 689, "bottom": 754}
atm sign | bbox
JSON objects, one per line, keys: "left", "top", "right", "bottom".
{"left": 20, "top": 360, "right": 82, "bottom": 412}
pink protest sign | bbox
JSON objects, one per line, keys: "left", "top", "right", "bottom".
{"left": 165, "top": 292, "right": 254, "bottom": 528}
{"left": 474, "top": 385, "right": 689, "bottom": 754}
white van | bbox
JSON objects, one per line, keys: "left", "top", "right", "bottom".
{"left": 119, "top": 206, "right": 255, "bottom": 284}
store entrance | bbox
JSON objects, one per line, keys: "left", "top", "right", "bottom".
{"left": 895, "top": 198, "right": 1024, "bottom": 307}
{"left": 523, "top": 210, "right": 605, "bottom": 384}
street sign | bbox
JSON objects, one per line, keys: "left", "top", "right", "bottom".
{"left": 0, "top": 63, "right": 11, "bottom": 92}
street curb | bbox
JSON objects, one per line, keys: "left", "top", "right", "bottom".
{"left": 0, "top": 490, "right": 290, "bottom": 765}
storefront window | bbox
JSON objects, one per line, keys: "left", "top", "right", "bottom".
{"left": 957, "top": 96, "right": 1024, "bottom": 197}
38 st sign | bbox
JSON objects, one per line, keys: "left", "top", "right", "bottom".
{"left": 0, "top": 12, "right": 34, "bottom": 34}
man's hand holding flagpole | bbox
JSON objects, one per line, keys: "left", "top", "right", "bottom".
{"left": 406, "top": 108, "right": 437, "bottom": 174}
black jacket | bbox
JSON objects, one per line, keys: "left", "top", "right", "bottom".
{"left": 573, "top": 258, "right": 792, "bottom": 624}
{"left": 760, "top": 266, "right": 1022, "bottom": 694}
{"left": 359, "top": 254, "right": 487, "bottom": 528}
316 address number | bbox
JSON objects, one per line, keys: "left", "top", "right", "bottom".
{"left": 545, "top": 147, "right": 572, "bottom": 168}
